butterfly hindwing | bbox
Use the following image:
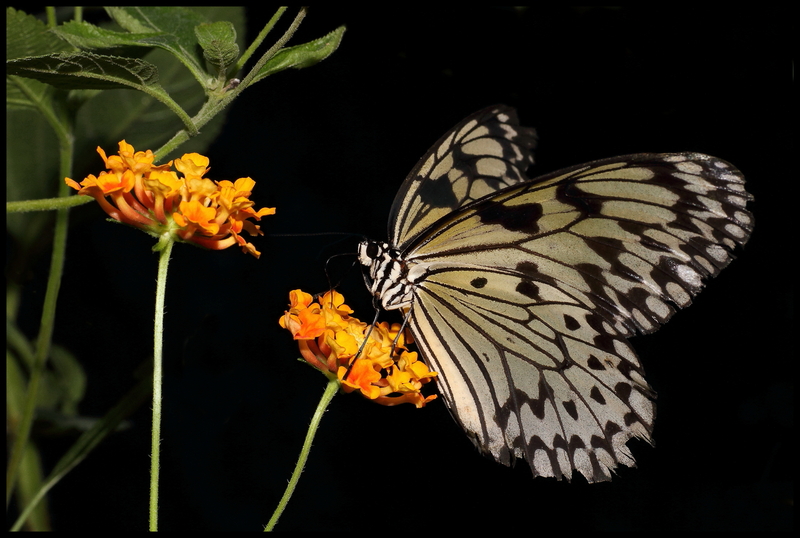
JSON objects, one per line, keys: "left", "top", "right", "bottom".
{"left": 407, "top": 265, "right": 654, "bottom": 482}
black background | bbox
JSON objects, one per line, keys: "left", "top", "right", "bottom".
{"left": 17, "top": 6, "right": 792, "bottom": 531}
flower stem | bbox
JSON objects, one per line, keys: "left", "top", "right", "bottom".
{"left": 149, "top": 238, "right": 174, "bottom": 531}
{"left": 264, "top": 376, "right": 339, "bottom": 531}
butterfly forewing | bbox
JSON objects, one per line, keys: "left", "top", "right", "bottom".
{"left": 408, "top": 153, "right": 753, "bottom": 337}
{"left": 389, "top": 105, "right": 537, "bottom": 249}
{"left": 361, "top": 107, "right": 753, "bottom": 482}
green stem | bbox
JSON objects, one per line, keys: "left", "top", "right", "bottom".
{"left": 149, "top": 238, "right": 174, "bottom": 531}
{"left": 155, "top": 8, "right": 307, "bottom": 161}
{"left": 233, "top": 7, "right": 287, "bottom": 75}
{"left": 5, "top": 121, "right": 75, "bottom": 512}
{"left": 241, "top": 7, "right": 307, "bottom": 90}
{"left": 6, "top": 195, "right": 93, "bottom": 213}
{"left": 264, "top": 376, "right": 339, "bottom": 531}
{"left": 4, "top": 204, "right": 70, "bottom": 508}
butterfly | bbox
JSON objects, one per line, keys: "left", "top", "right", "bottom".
{"left": 357, "top": 105, "right": 753, "bottom": 482}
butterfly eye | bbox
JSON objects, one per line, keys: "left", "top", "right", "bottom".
{"left": 366, "top": 242, "right": 381, "bottom": 259}
{"left": 357, "top": 241, "right": 380, "bottom": 266}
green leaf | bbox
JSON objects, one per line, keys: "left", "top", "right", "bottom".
{"left": 196, "top": 21, "right": 239, "bottom": 72}
{"left": 51, "top": 20, "right": 168, "bottom": 52}
{"left": 254, "top": 25, "right": 345, "bottom": 83}
{"left": 63, "top": 8, "right": 245, "bottom": 168}
{"left": 104, "top": 6, "right": 214, "bottom": 84}
{"left": 6, "top": 7, "right": 74, "bottom": 60}
{"left": 5, "top": 7, "right": 74, "bottom": 111}
{"left": 7, "top": 51, "right": 161, "bottom": 90}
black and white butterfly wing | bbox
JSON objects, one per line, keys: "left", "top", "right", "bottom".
{"left": 389, "top": 105, "right": 537, "bottom": 249}
{"left": 407, "top": 262, "right": 654, "bottom": 482}
{"left": 360, "top": 107, "right": 753, "bottom": 482}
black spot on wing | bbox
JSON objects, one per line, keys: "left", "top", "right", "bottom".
{"left": 516, "top": 261, "right": 539, "bottom": 276}
{"left": 513, "top": 378, "right": 549, "bottom": 421}
{"left": 516, "top": 280, "right": 540, "bottom": 300}
{"left": 589, "top": 386, "right": 606, "bottom": 405}
{"left": 562, "top": 400, "right": 579, "bottom": 420}
{"left": 476, "top": 199, "right": 543, "bottom": 234}
{"left": 563, "top": 314, "right": 580, "bottom": 331}
{"left": 557, "top": 178, "right": 603, "bottom": 215}
{"left": 615, "top": 382, "right": 632, "bottom": 402}
{"left": 587, "top": 355, "right": 605, "bottom": 370}
{"left": 414, "top": 173, "right": 459, "bottom": 209}
{"left": 604, "top": 420, "right": 623, "bottom": 438}
{"left": 470, "top": 277, "right": 488, "bottom": 288}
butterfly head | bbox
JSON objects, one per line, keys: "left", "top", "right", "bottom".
{"left": 357, "top": 240, "right": 414, "bottom": 311}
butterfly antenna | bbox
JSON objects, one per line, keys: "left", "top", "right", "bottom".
{"left": 324, "top": 252, "right": 360, "bottom": 292}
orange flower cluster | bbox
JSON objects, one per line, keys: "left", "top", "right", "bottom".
{"left": 279, "top": 290, "right": 437, "bottom": 408}
{"left": 66, "top": 141, "right": 275, "bottom": 257}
